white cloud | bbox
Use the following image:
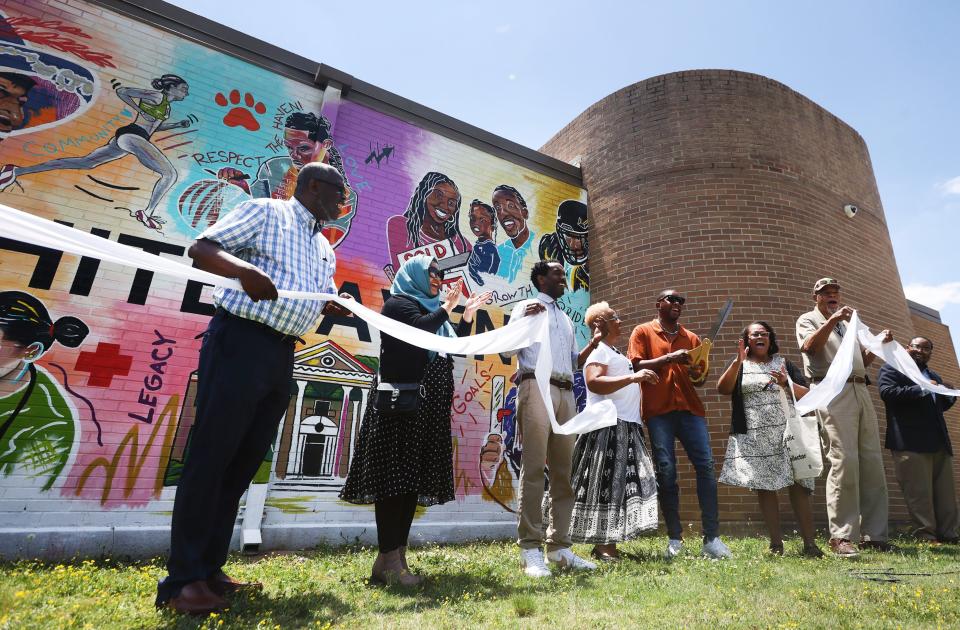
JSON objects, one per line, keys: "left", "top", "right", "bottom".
{"left": 495, "top": 24, "right": 512, "bottom": 34}
{"left": 938, "top": 176, "right": 960, "bottom": 195}
{"left": 903, "top": 281, "right": 960, "bottom": 310}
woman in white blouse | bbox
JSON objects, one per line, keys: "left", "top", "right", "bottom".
{"left": 568, "top": 301, "right": 660, "bottom": 561}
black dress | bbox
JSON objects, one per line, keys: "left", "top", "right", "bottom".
{"left": 339, "top": 296, "right": 458, "bottom": 506}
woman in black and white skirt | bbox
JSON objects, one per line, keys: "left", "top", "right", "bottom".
{"left": 569, "top": 301, "right": 660, "bottom": 561}
{"left": 340, "top": 255, "right": 490, "bottom": 585}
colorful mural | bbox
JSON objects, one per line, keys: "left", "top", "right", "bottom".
{"left": 0, "top": 0, "right": 588, "bottom": 538}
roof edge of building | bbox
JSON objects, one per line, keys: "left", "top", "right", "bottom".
{"left": 90, "top": 0, "right": 583, "bottom": 185}
{"left": 907, "top": 299, "right": 943, "bottom": 324}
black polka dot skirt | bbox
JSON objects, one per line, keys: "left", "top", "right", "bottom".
{"left": 340, "top": 355, "right": 455, "bottom": 506}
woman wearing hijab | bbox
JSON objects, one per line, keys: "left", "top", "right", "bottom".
{"left": 341, "top": 255, "right": 491, "bottom": 586}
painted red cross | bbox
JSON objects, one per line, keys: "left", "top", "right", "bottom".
{"left": 75, "top": 342, "right": 133, "bottom": 387}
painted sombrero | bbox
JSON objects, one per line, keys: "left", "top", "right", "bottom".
{"left": 0, "top": 11, "right": 98, "bottom": 136}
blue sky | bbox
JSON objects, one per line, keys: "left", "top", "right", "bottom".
{"left": 170, "top": 0, "right": 960, "bottom": 352}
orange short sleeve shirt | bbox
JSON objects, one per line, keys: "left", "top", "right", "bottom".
{"left": 627, "top": 320, "right": 705, "bottom": 421}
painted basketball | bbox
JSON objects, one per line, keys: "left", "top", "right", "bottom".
{"left": 177, "top": 179, "right": 250, "bottom": 230}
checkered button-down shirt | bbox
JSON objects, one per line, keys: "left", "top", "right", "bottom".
{"left": 199, "top": 196, "right": 337, "bottom": 336}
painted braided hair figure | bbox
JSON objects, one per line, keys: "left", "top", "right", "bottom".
{"left": 249, "top": 112, "right": 358, "bottom": 247}
{"left": 0, "top": 291, "right": 89, "bottom": 490}
{"left": 385, "top": 171, "right": 471, "bottom": 279}
{"left": 0, "top": 74, "right": 193, "bottom": 232}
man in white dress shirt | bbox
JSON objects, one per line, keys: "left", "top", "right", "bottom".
{"left": 506, "top": 260, "right": 600, "bottom": 577}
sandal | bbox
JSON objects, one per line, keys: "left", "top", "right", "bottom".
{"left": 591, "top": 546, "right": 621, "bottom": 562}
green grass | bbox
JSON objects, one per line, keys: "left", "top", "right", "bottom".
{"left": 1, "top": 536, "right": 958, "bottom": 629}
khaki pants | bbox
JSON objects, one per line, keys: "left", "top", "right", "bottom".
{"left": 891, "top": 450, "right": 959, "bottom": 541}
{"left": 817, "top": 382, "right": 889, "bottom": 542}
{"left": 516, "top": 380, "right": 577, "bottom": 551}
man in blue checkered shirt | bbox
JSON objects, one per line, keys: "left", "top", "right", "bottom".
{"left": 157, "top": 162, "right": 351, "bottom": 614}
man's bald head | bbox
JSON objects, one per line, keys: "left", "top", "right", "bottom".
{"left": 295, "top": 161, "right": 343, "bottom": 195}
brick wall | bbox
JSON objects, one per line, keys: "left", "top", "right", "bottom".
{"left": 542, "top": 70, "right": 927, "bottom": 534}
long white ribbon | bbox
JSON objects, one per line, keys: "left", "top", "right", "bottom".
{"left": 794, "top": 310, "right": 960, "bottom": 416}
{"left": 1, "top": 203, "right": 614, "bottom": 434}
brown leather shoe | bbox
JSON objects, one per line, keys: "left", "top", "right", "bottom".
{"left": 859, "top": 540, "right": 898, "bottom": 553}
{"left": 207, "top": 570, "right": 264, "bottom": 596}
{"left": 167, "top": 580, "right": 228, "bottom": 615}
{"left": 829, "top": 538, "right": 859, "bottom": 557}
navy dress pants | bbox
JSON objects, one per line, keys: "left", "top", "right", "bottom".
{"left": 157, "top": 311, "right": 293, "bottom": 603}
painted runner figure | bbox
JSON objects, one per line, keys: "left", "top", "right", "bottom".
{"left": 1, "top": 74, "right": 193, "bottom": 231}
{"left": 155, "top": 162, "right": 352, "bottom": 614}
{"left": 505, "top": 260, "right": 599, "bottom": 577}
{"left": 628, "top": 290, "right": 732, "bottom": 559}
{"left": 878, "top": 336, "right": 958, "bottom": 543}
{"left": 795, "top": 277, "right": 894, "bottom": 557}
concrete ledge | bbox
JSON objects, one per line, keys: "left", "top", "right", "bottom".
{"left": 0, "top": 520, "right": 517, "bottom": 561}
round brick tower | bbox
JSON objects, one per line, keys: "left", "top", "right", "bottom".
{"left": 542, "top": 69, "right": 915, "bottom": 530}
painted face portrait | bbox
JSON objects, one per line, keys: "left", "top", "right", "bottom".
{"left": 469, "top": 203, "right": 495, "bottom": 240}
{"left": 0, "top": 73, "right": 32, "bottom": 133}
{"left": 283, "top": 128, "right": 332, "bottom": 169}
{"left": 493, "top": 189, "right": 528, "bottom": 239}
{"left": 424, "top": 181, "right": 459, "bottom": 227}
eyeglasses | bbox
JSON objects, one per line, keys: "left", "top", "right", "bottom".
{"left": 428, "top": 267, "right": 445, "bottom": 280}
{"left": 659, "top": 295, "right": 685, "bottom": 305}
{"left": 748, "top": 331, "right": 770, "bottom": 338}
{"left": 909, "top": 343, "right": 932, "bottom": 351}
{"left": 319, "top": 180, "right": 347, "bottom": 202}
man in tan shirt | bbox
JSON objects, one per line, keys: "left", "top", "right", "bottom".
{"left": 795, "top": 277, "right": 894, "bottom": 557}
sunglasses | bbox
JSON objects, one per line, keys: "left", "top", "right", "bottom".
{"left": 319, "top": 180, "right": 347, "bottom": 202}
{"left": 428, "top": 267, "right": 445, "bottom": 280}
{"left": 659, "top": 295, "right": 686, "bottom": 305}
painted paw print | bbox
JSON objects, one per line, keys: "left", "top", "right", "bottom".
{"left": 215, "top": 89, "right": 267, "bottom": 131}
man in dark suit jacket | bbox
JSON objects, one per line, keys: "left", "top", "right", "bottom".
{"left": 878, "top": 336, "right": 958, "bottom": 543}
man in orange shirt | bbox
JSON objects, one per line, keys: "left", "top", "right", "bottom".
{"left": 628, "top": 289, "right": 732, "bottom": 559}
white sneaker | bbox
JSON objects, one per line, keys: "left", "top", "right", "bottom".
{"left": 520, "top": 548, "right": 552, "bottom": 578}
{"left": 665, "top": 538, "right": 684, "bottom": 558}
{"left": 702, "top": 537, "right": 733, "bottom": 559}
{"left": 546, "top": 547, "right": 597, "bottom": 571}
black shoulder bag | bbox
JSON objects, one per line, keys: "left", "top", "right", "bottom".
{"left": 375, "top": 381, "right": 424, "bottom": 416}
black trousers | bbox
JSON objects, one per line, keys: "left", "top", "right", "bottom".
{"left": 157, "top": 312, "right": 293, "bottom": 602}
{"left": 375, "top": 493, "right": 418, "bottom": 553}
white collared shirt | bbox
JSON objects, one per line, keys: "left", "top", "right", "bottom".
{"left": 506, "top": 291, "right": 577, "bottom": 379}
